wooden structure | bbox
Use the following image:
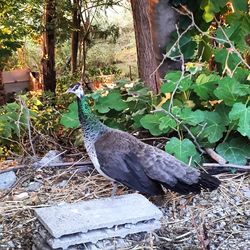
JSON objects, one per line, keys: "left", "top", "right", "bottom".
{"left": 1, "top": 68, "right": 42, "bottom": 104}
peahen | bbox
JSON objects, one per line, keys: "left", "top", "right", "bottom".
{"left": 67, "top": 83, "right": 220, "bottom": 196}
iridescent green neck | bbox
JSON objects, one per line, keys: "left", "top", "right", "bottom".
{"left": 77, "top": 96, "right": 107, "bottom": 141}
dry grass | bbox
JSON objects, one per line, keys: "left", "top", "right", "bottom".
{"left": 0, "top": 162, "right": 249, "bottom": 249}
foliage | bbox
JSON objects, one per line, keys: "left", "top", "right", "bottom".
{"left": 60, "top": 80, "right": 156, "bottom": 131}
{"left": 165, "top": 137, "right": 201, "bottom": 165}
{"left": 0, "top": 0, "right": 42, "bottom": 68}
{"left": 88, "top": 65, "right": 122, "bottom": 77}
{"left": 0, "top": 74, "right": 77, "bottom": 156}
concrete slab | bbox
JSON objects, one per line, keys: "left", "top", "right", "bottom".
{"left": 35, "top": 194, "right": 163, "bottom": 238}
{"left": 39, "top": 219, "right": 160, "bottom": 249}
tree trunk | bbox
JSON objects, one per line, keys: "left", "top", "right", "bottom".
{"left": 149, "top": 0, "right": 181, "bottom": 77}
{"left": 130, "top": 0, "right": 161, "bottom": 93}
{"left": 71, "top": 0, "right": 80, "bottom": 74}
{"left": 41, "top": 0, "right": 56, "bottom": 93}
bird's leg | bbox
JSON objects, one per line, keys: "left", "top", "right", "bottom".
{"left": 111, "top": 182, "right": 118, "bottom": 198}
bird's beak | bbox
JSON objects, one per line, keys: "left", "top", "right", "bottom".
{"left": 65, "top": 88, "right": 72, "bottom": 94}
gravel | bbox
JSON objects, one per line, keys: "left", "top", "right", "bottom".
{"left": 0, "top": 166, "right": 249, "bottom": 250}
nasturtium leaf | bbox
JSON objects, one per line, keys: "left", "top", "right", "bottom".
{"left": 60, "top": 102, "right": 80, "bottom": 128}
{"left": 159, "top": 116, "right": 177, "bottom": 130}
{"left": 179, "top": 108, "right": 205, "bottom": 126}
{"left": 202, "top": 111, "right": 227, "bottom": 143}
{"left": 193, "top": 73, "right": 219, "bottom": 100}
{"left": 229, "top": 103, "right": 250, "bottom": 139}
{"left": 140, "top": 113, "right": 169, "bottom": 136}
{"left": 165, "top": 137, "right": 201, "bottom": 165}
{"left": 216, "top": 138, "right": 250, "bottom": 165}
{"left": 214, "top": 77, "right": 248, "bottom": 106}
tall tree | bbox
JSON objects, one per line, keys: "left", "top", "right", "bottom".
{"left": 41, "top": 0, "right": 56, "bottom": 93}
{"left": 130, "top": 0, "right": 160, "bottom": 93}
{"left": 71, "top": 0, "right": 80, "bottom": 74}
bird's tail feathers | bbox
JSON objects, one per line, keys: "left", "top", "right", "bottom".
{"left": 161, "top": 172, "right": 220, "bottom": 195}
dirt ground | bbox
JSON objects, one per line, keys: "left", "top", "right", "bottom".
{"left": 0, "top": 160, "right": 249, "bottom": 250}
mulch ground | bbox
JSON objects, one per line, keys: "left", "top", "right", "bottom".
{"left": 0, "top": 157, "right": 249, "bottom": 250}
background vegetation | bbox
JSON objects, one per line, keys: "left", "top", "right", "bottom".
{"left": 0, "top": 0, "right": 249, "bottom": 168}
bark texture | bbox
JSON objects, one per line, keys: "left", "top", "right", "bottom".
{"left": 41, "top": 0, "right": 56, "bottom": 93}
{"left": 149, "top": 0, "right": 181, "bottom": 77}
{"left": 131, "top": 0, "right": 161, "bottom": 93}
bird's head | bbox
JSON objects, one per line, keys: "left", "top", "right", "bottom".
{"left": 66, "top": 82, "right": 84, "bottom": 99}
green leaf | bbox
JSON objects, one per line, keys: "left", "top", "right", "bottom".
{"left": 60, "top": 102, "right": 80, "bottom": 128}
{"left": 216, "top": 138, "right": 250, "bottom": 165}
{"left": 231, "top": 0, "right": 248, "bottom": 12}
{"left": 179, "top": 34, "right": 197, "bottom": 59}
{"left": 202, "top": 111, "right": 227, "bottom": 143}
{"left": 233, "top": 68, "right": 250, "bottom": 83}
{"left": 94, "top": 91, "right": 128, "bottom": 114}
{"left": 94, "top": 102, "right": 110, "bottom": 113}
{"left": 179, "top": 108, "right": 206, "bottom": 126}
{"left": 165, "top": 137, "right": 201, "bottom": 165}
{"left": 162, "top": 71, "right": 193, "bottom": 93}
{"left": 215, "top": 103, "right": 230, "bottom": 126}
{"left": 193, "top": 73, "right": 219, "bottom": 100}
{"left": 164, "top": 71, "right": 182, "bottom": 82}
{"left": 201, "top": 0, "right": 227, "bottom": 22}
{"left": 167, "top": 33, "right": 197, "bottom": 59}
{"left": 214, "top": 77, "right": 248, "bottom": 106}
{"left": 140, "top": 113, "right": 169, "bottom": 136}
{"left": 161, "top": 82, "right": 175, "bottom": 93}
{"left": 214, "top": 48, "right": 241, "bottom": 71}
{"left": 229, "top": 103, "right": 250, "bottom": 138}
{"left": 132, "top": 109, "right": 147, "bottom": 129}
{"left": 159, "top": 116, "right": 177, "bottom": 130}
{"left": 225, "top": 13, "right": 250, "bottom": 51}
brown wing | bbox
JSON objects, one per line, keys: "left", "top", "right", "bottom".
{"left": 95, "top": 129, "right": 220, "bottom": 195}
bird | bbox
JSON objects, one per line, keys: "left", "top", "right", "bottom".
{"left": 67, "top": 82, "right": 221, "bottom": 196}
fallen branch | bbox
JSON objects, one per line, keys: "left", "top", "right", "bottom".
{"left": 0, "top": 165, "right": 26, "bottom": 174}
{"left": 203, "top": 163, "right": 250, "bottom": 170}
{"left": 204, "top": 148, "right": 227, "bottom": 165}
{"left": 35, "top": 161, "right": 93, "bottom": 168}
{"left": 0, "top": 161, "right": 94, "bottom": 174}
{"left": 203, "top": 163, "right": 250, "bottom": 174}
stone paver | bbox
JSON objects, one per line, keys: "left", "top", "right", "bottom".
{"left": 35, "top": 193, "right": 163, "bottom": 238}
{"left": 40, "top": 219, "right": 160, "bottom": 249}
